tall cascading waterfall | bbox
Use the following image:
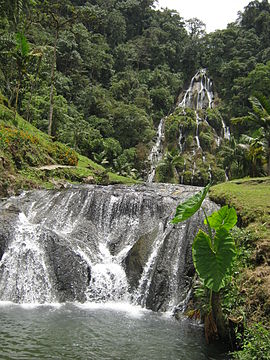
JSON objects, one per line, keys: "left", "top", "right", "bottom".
{"left": 179, "top": 69, "right": 214, "bottom": 152}
{"left": 147, "top": 118, "right": 165, "bottom": 182}
{"left": 148, "top": 69, "right": 230, "bottom": 184}
{"left": 179, "top": 69, "right": 214, "bottom": 110}
{"left": 179, "top": 69, "right": 231, "bottom": 148}
{"left": 0, "top": 184, "right": 217, "bottom": 312}
{"left": 177, "top": 69, "right": 230, "bottom": 181}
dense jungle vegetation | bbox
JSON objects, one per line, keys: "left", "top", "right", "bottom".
{"left": 0, "top": 0, "right": 270, "bottom": 358}
{"left": 1, "top": 0, "right": 270, "bottom": 182}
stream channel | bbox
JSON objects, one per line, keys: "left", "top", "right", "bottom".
{"left": 0, "top": 301, "right": 229, "bottom": 359}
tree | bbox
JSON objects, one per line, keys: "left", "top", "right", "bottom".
{"left": 172, "top": 185, "right": 237, "bottom": 342}
{"left": 13, "top": 32, "right": 30, "bottom": 120}
{"left": 40, "top": 1, "right": 76, "bottom": 136}
{"left": 232, "top": 96, "right": 270, "bottom": 175}
{"left": 185, "top": 17, "right": 206, "bottom": 38}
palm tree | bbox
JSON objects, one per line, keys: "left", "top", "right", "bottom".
{"left": 240, "top": 133, "right": 265, "bottom": 177}
{"left": 232, "top": 96, "right": 270, "bottom": 176}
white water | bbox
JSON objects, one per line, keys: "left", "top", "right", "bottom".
{"left": 179, "top": 125, "right": 184, "bottom": 153}
{"left": 179, "top": 69, "right": 214, "bottom": 110}
{"left": 222, "top": 118, "right": 231, "bottom": 140}
{"left": 208, "top": 165, "right": 212, "bottom": 182}
{"left": 147, "top": 118, "right": 165, "bottom": 182}
{"left": 178, "top": 69, "right": 214, "bottom": 156}
{"left": 0, "top": 213, "right": 55, "bottom": 303}
{"left": 180, "top": 159, "right": 186, "bottom": 184}
{"left": 135, "top": 222, "right": 169, "bottom": 307}
{"left": 195, "top": 112, "right": 202, "bottom": 150}
{"left": 0, "top": 185, "right": 215, "bottom": 313}
{"left": 86, "top": 243, "right": 130, "bottom": 303}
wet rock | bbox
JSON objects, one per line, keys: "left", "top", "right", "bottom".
{"left": 124, "top": 227, "right": 159, "bottom": 290}
{"left": 0, "top": 183, "right": 218, "bottom": 310}
{"left": 44, "top": 232, "right": 90, "bottom": 302}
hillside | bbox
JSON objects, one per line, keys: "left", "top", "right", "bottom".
{"left": 1, "top": 0, "right": 270, "bottom": 357}
{"left": 0, "top": 101, "right": 136, "bottom": 198}
{"left": 210, "top": 177, "right": 270, "bottom": 317}
{"left": 1, "top": 1, "right": 270, "bottom": 181}
{"left": 210, "top": 178, "right": 270, "bottom": 354}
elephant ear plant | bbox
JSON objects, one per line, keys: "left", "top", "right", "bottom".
{"left": 172, "top": 184, "right": 237, "bottom": 343}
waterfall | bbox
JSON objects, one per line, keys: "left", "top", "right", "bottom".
{"left": 180, "top": 159, "right": 186, "bottom": 184}
{"left": 191, "top": 162, "right": 197, "bottom": 185}
{"left": 0, "top": 184, "right": 217, "bottom": 312}
{"left": 179, "top": 69, "right": 214, "bottom": 110}
{"left": 195, "top": 112, "right": 202, "bottom": 150}
{"left": 208, "top": 165, "right": 212, "bottom": 182}
{"left": 178, "top": 69, "right": 214, "bottom": 156}
{"left": 0, "top": 213, "right": 55, "bottom": 303}
{"left": 179, "top": 125, "right": 184, "bottom": 153}
{"left": 222, "top": 118, "right": 231, "bottom": 140}
{"left": 147, "top": 118, "right": 165, "bottom": 183}
{"left": 179, "top": 69, "right": 231, "bottom": 152}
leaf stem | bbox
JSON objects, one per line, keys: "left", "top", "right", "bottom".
{"left": 202, "top": 207, "right": 213, "bottom": 246}
{"left": 209, "top": 289, "right": 213, "bottom": 309}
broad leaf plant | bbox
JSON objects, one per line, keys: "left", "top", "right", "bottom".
{"left": 172, "top": 184, "right": 237, "bottom": 294}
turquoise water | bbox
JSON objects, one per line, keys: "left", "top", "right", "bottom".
{"left": 0, "top": 302, "right": 228, "bottom": 360}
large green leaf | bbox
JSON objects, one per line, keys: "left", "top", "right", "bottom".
{"left": 171, "top": 183, "right": 211, "bottom": 224}
{"left": 192, "top": 227, "right": 236, "bottom": 292}
{"left": 204, "top": 205, "right": 237, "bottom": 231}
{"left": 16, "top": 32, "right": 30, "bottom": 57}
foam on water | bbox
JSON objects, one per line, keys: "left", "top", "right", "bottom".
{"left": 76, "top": 301, "right": 149, "bottom": 318}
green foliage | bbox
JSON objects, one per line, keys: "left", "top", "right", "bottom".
{"left": 47, "top": 142, "right": 78, "bottom": 166}
{"left": 206, "top": 108, "right": 223, "bottom": 133}
{"left": 0, "top": 123, "right": 78, "bottom": 168}
{"left": 2, "top": 0, "right": 270, "bottom": 181}
{"left": 171, "top": 183, "right": 211, "bottom": 223}
{"left": 193, "top": 226, "right": 236, "bottom": 292}
{"left": 16, "top": 32, "right": 30, "bottom": 58}
{"left": 172, "top": 185, "right": 237, "bottom": 293}
{"left": 233, "top": 323, "right": 270, "bottom": 360}
{"left": 206, "top": 205, "right": 237, "bottom": 231}
{"left": 155, "top": 161, "right": 173, "bottom": 183}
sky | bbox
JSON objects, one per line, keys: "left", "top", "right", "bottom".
{"left": 156, "top": 0, "right": 252, "bottom": 33}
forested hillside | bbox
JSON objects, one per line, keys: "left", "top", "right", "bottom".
{"left": 1, "top": 0, "right": 270, "bottom": 181}
{"left": 1, "top": 1, "right": 270, "bottom": 358}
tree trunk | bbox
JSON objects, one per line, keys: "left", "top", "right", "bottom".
{"left": 212, "top": 291, "right": 228, "bottom": 340}
{"left": 13, "top": 77, "right": 21, "bottom": 122}
{"left": 26, "top": 55, "right": 43, "bottom": 122}
{"left": 48, "top": 28, "right": 58, "bottom": 136}
{"left": 267, "top": 139, "right": 270, "bottom": 176}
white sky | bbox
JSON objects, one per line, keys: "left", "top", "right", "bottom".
{"left": 156, "top": 0, "right": 252, "bottom": 33}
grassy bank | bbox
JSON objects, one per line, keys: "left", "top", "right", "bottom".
{"left": 210, "top": 178, "right": 270, "bottom": 358}
{"left": 0, "top": 103, "right": 136, "bottom": 197}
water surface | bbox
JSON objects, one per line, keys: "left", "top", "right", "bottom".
{"left": 0, "top": 302, "right": 228, "bottom": 360}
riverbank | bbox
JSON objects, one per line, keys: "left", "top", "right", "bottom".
{"left": 0, "top": 103, "right": 136, "bottom": 198}
{"left": 210, "top": 178, "right": 270, "bottom": 358}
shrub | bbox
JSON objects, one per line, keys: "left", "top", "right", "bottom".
{"left": 233, "top": 323, "right": 270, "bottom": 360}
{"left": 47, "top": 142, "right": 78, "bottom": 166}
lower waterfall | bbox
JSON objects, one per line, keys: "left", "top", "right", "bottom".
{"left": 0, "top": 184, "right": 216, "bottom": 312}
{"left": 0, "top": 184, "right": 230, "bottom": 360}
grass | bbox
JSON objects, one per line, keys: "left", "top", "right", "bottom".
{"left": 210, "top": 177, "right": 270, "bottom": 235}
{"left": 210, "top": 177, "right": 270, "bottom": 328}
{"left": 0, "top": 103, "right": 136, "bottom": 197}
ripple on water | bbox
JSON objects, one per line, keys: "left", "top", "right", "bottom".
{"left": 0, "top": 302, "right": 229, "bottom": 360}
